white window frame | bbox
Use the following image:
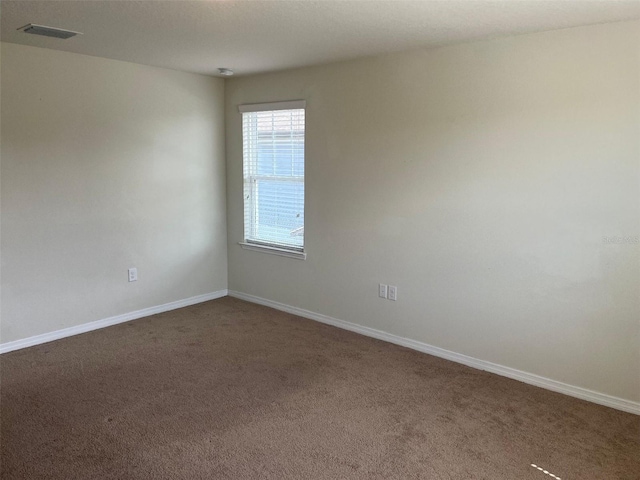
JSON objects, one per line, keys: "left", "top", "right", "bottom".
{"left": 238, "top": 100, "right": 307, "bottom": 260}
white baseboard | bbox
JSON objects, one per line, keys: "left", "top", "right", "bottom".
{"left": 228, "top": 290, "right": 640, "bottom": 416}
{"left": 0, "top": 290, "right": 228, "bottom": 354}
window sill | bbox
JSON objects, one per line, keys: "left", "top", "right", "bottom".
{"left": 238, "top": 242, "right": 307, "bottom": 260}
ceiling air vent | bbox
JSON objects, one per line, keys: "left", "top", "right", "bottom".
{"left": 18, "top": 24, "right": 82, "bottom": 39}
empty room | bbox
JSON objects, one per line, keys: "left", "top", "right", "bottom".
{"left": 1, "top": 1, "right": 639, "bottom": 479}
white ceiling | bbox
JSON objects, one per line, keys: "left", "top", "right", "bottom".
{"left": 2, "top": 0, "right": 639, "bottom": 77}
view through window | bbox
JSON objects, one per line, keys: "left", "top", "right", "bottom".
{"left": 241, "top": 102, "right": 305, "bottom": 251}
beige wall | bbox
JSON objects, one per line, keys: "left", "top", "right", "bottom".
{"left": 1, "top": 43, "right": 227, "bottom": 343}
{"left": 226, "top": 21, "right": 640, "bottom": 402}
{"left": 1, "top": 21, "right": 638, "bottom": 405}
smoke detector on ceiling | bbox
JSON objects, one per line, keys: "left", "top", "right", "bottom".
{"left": 218, "top": 68, "right": 234, "bottom": 77}
{"left": 18, "top": 24, "right": 82, "bottom": 39}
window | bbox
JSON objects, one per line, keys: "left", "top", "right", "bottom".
{"left": 239, "top": 100, "right": 306, "bottom": 259}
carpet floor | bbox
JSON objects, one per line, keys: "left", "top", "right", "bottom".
{"left": 1, "top": 297, "right": 638, "bottom": 479}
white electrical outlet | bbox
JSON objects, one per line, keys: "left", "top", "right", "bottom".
{"left": 388, "top": 285, "right": 397, "bottom": 301}
{"left": 379, "top": 284, "right": 388, "bottom": 298}
{"left": 128, "top": 267, "right": 138, "bottom": 282}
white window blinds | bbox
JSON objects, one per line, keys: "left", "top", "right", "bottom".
{"left": 241, "top": 101, "right": 305, "bottom": 251}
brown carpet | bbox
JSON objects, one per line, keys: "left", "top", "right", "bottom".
{"left": 1, "top": 297, "right": 638, "bottom": 479}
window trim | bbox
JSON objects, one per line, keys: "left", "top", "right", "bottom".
{"left": 238, "top": 241, "right": 307, "bottom": 260}
{"left": 239, "top": 100, "right": 307, "bottom": 258}
{"left": 239, "top": 100, "right": 306, "bottom": 113}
